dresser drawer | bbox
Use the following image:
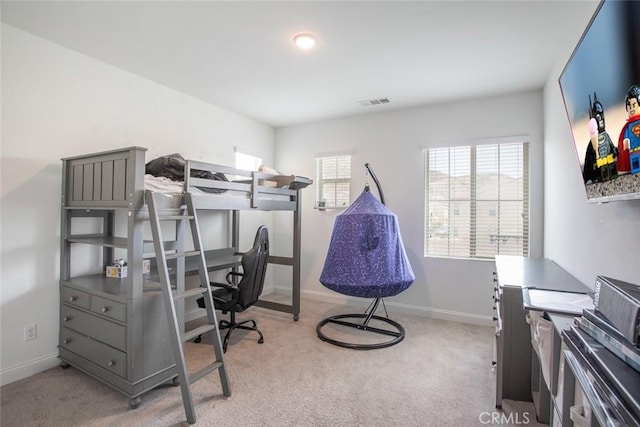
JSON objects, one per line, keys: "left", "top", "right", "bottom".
{"left": 61, "top": 305, "right": 126, "bottom": 351}
{"left": 90, "top": 295, "right": 126, "bottom": 323}
{"left": 61, "top": 287, "right": 90, "bottom": 310}
{"left": 60, "top": 327, "right": 126, "bottom": 378}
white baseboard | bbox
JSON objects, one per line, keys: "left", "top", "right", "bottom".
{"left": 148, "top": 288, "right": 495, "bottom": 332}
{"left": 284, "top": 287, "right": 495, "bottom": 327}
{"left": 0, "top": 352, "right": 60, "bottom": 387}
{"left": 386, "top": 301, "right": 495, "bottom": 327}
{"left": 2, "top": 291, "right": 493, "bottom": 386}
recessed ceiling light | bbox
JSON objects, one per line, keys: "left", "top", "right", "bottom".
{"left": 293, "top": 33, "right": 317, "bottom": 50}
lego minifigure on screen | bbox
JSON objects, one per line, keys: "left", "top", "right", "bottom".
{"left": 617, "top": 84, "right": 640, "bottom": 174}
{"left": 583, "top": 92, "right": 618, "bottom": 183}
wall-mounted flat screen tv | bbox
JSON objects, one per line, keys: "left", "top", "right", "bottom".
{"left": 559, "top": 0, "right": 640, "bottom": 203}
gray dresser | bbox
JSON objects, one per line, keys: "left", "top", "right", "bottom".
{"left": 493, "top": 255, "right": 588, "bottom": 408}
{"left": 59, "top": 147, "right": 176, "bottom": 409}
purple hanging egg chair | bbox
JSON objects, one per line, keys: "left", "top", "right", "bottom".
{"left": 317, "top": 164, "right": 415, "bottom": 349}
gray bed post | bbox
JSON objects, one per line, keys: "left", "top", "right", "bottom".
{"left": 60, "top": 158, "right": 70, "bottom": 282}
{"left": 292, "top": 188, "right": 302, "bottom": 320}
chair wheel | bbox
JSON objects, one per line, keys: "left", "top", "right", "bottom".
{"left": 258, "top": 337, "right": 264, "bottom": 344}
{"left": 194, "top": 335, "right": 202, "bottom": 343}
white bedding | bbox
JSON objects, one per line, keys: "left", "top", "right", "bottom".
{"left": 144, "top": 174, "right": 208, "bottom": 196}
{"left": 144, "top": 174, "right": 186, "bottom": 194}
{"left": 144, "top": 173, "right": 292, "bottom": 200}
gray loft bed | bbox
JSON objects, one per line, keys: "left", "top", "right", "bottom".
{"left": 59, "top": 146, "right": 310, "bottom": 408}
{"left": 64, "top": 146, "right": 311, "bottom": 211}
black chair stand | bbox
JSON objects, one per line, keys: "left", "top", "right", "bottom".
{"left": 316, "top": 298, "right": 405, "bottom": 350}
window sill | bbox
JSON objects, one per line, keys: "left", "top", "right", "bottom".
{"left": 313, "top": 205, "right": 348, "bottom": 211}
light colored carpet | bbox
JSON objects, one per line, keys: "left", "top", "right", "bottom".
{"left": 1, "top": 297, "right": 544, "bottom": 426}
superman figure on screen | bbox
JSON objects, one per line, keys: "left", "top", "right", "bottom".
{"left": 617, "top": 84, "right": 640, "bottom": 174}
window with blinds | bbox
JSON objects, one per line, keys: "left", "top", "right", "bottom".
{"left": 424, "top": 141, "right": 529, "bottom": 259}
{"left": 235, "top": 151, "right": 262, "bottom": 171}
{"left": 316, "top": 155, "right": 351, "bottom": 208}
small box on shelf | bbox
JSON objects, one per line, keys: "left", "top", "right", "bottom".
{"left": 106, "top": 265, "right": 128, "bottom": 278}
{"left": 106, "top": 258, "right": 128, "bottom": 278}
{"left": 105, "top": 259, "right": 150, "bottom": 278}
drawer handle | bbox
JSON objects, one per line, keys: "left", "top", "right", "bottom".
{"left": 492, "top": 316, "right": 498, "bottom": 321}
{"left": 63, "top": 316, "right": 70, "bottom": 322}
{"left": 69, "top": 296, "right": 77, "bottom": 302}
{"left": 101, "top": 307, "right": 109, "bottom": 313}
{"left": 108, "top": 360, "right": 115, "bottom": 367}
{"left": 63, "top": 338, "right": 72, "bottom": 344}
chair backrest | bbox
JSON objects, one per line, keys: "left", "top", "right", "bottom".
{"left": 236, "top": 225, "right": 269, "bottom": 309}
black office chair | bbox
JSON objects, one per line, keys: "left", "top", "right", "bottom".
{"left": 197, "top": 225, "right": 269, "bottom": 352}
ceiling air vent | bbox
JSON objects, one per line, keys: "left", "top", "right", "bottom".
{"left": 358, "top": 97, "right": 390, "bottom": 107}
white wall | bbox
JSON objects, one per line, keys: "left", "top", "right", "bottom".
{"left": 0, "top": 24, "right": 274, "bottom": 385}
{"left": 5, "top": 0, "right": 632, "bottom": 389}
{"left": 274, "top": 90, "right": 545, "bottom": 324}
{"left": 542, "top": 2, "right": 640, "bottom": 287}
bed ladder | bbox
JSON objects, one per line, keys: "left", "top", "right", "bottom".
{"left": 145, "top": 190, "right": 231, "bottom": 425}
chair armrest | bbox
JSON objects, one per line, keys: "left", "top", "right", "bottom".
{"left": 209, "top": 281, "right": 237, "bottom": 291}
{"left": 225, "top": 271, "right": 244, "bottom": 283}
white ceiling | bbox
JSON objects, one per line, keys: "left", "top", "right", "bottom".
{"left": 2, "top": 1, "right": 597, "bottom": 128}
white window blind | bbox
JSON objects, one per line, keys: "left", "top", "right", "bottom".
{"left": 315, "top": 155, "right": 351, "bottom": 208}
{"left": 424, "top": 142, "right": 529, "bottom": 259}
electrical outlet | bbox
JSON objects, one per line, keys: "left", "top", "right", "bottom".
{"left": 24, "top": 323, "right": 37, "bottom": 341}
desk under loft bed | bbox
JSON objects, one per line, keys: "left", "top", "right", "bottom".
{"left": 59, "top": 146, "right": 311, "bottom": 408}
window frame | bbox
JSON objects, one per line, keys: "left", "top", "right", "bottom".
{"left": 315, "top": 154, "right": 352, "bottom": 209}
{"left": 424, "top": 140, "right": 530, "bottom": 260}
